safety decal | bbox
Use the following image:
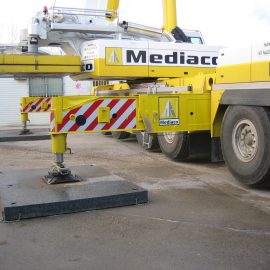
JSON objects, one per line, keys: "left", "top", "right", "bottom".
{"left": 50, "top": 113, "right": 55, "bottom": 133}
{"left": 105, "top": 47, "right": 123, "bottom": 65}
{"left": 159, "top": 97, "right": 180, "bottom": 126}
{"left": 51, "top": 99, "right": 136, "bottom": 132}
{"left": 21, "top": 97, "right": 52, "bottom": 113}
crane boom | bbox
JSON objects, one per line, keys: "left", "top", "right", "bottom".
{"left": 162, "top": 0, "right": 177, "bottom": 32}
{"left": 106, "top": 0, "right": 120, "bottom": 21}
{"left": 105, "top": 0, "right": 178, "bottom": 31}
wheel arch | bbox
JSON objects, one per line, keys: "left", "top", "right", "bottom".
{"left": 211, "top": 89, "right": 270, "bottom": 162}
{"left": 212, "top": 89, "right": 270, "bottom": 138}
{"left": 220, "top": 89, "right": 270, "bottom": 106}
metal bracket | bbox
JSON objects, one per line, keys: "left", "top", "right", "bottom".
{"left": 19, "top": 129, "right": 31, "bottom": 135}
{"left": 43, "top": 163, "right": 81, "bottom": 184}
{"left": 142, "top": 131, "right": 153, "bottom": 149}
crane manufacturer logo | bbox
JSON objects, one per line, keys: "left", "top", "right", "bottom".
{"left": 109, "top": 50, "right": 120, "bottom": 63}
{"left": 106, "top": 48, "right": 122, "bottom": 65}
{"left": 162, "top": 100, "right": 176, "bottom": 118}
{"left": 159, "top": 97, "right": 180, "bottom": 126}
{"left": 105, "top": 47, "right": 218, "bottom": 67}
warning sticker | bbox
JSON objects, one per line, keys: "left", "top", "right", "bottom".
{"left": 106, "top": 48, "right": 123, "bottom": 65}
{"left": 159, "top": 97, "right": 180, "bottom": 126}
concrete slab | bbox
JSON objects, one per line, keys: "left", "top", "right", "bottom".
{"left": 0, "top": 134, "right": 270, "bottom": 269}
{"left": 0, "top": 165, "right": 148, "bottom": 221}
{"left": 0, "top": 128, "right": 50, "bottom": 142}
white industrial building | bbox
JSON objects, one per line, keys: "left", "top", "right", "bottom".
{"left": 0, "top": 76, "right": 92, "bottom": 127}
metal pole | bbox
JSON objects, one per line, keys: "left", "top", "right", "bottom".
{"left": 55, "top": 153, "right": 64, "bottom": 164}
{"left": 162, "top": 0, "right": 177, "bottom": 32}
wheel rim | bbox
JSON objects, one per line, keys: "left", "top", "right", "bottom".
{"left": 232, "top": 119, "right": 258, "bottom": 162}
{"left": 163, "top": 132, "right": 176, "bottom": 144}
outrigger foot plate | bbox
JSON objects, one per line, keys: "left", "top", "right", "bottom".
{"left": 43, "top": 173, "right": 81, "bottom": 184}
{"left": 0, "top": 165, "right": 148, "bottom": 221}
{"left": 19, "top": 129, "right": 31, "bottom": 135}
{"left": 43, "top": 164, "right": 81, "bottom": 184}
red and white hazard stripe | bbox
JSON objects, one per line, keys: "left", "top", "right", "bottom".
{"left": 50, "top": 113, "right": 55, "bottom": 132}
{"left": 21, "top": 97, "right": 52, "bottom": 113}
{"left": 51, "top": 98, "right": 136, "bottom": 133}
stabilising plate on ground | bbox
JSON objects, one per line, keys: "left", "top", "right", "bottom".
{"left": 0, "top": 128, "right": 50, "bottom": 142}
{"left": 0, "top": 165, "right": 148, "bottom": 221}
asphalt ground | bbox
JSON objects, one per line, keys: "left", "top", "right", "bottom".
{"left": 0, "top": 127, "right": 50, "bottom": 142}
{"left": 0, "top": 132, "right": 269, "bottom": 270}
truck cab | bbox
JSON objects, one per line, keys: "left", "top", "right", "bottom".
{"left": 183, "top": 30, "right": 205, "bottom": 44}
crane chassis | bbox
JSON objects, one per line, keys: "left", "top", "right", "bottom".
{"left": 1, "top": 0, "right": 270, "bottom": 187}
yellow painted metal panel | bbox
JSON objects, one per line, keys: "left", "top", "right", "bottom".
{"left": 51, "top": 134, "right": 67, "bottom": 154}
{"left": 37, "top": 56, "right": 81, "bottom": 66}
{"left": 162, "top": 0, "right": 177, "bottom": 32}
{"left": 50, "top": 93, "right": 212, "bottom": 135}
{"left": 211, "top": 90, "right": 224, "bottom": 137}
{"left": 0, "top": 54, "right": 81, "bottom": 74}
{"left": 0, "top": 55, "right": 33, "bottom": 64}
{"left": 216, "top": 62, "right": 251, "bottom": 83}
{"left": 92, "top": 59, "right": 149, "bottom": 78}
{"left": 0, "top": 54, "right": 81, "bottom": 65}
{"left": 74, "top": 58, "right": 216, "bottom": 80}
{"left": 0, "top": 65, "right": 81, "bottom": 73}
{"left": 138, "top": 93, "right": 211, "bottom": 134}
{"left": 179, "top": 93, "right": 211, "bottom": 131}
{"left": 98, "top": 107, "right": 110, "bottom": 123}
{"left": 61, "top": 95, "right": 100, "bottom": 111}
{"left": 251, "top": 60, "right": 270, "bottom": 82}
{"left": 106, "top": 0, "right": 119, "bottom": 21}
{"left": 149, "top": 66, "right": 215, "bottom": 78}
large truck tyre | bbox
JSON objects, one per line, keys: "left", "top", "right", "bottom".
{"left": 221, "top": 105, "right": 270, "bottom": 187}
{"left": 158, "top": 132, "right": 211, "bottom": 161}
{"left": 158, "top": 132, "right": 190, "bottom": 160}
{"left": 135, "top": 131, "right": 160, "bottom": 150}
{"left": 112, "top": 131, "right": 131, "bottom": 139}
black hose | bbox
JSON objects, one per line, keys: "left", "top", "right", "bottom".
{"left": 171, "top": 26, "right": 189, "bottom": 43}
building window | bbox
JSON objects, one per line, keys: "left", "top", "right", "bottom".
{"left": 29, "top": 77, "right": 63, "bottom": 97}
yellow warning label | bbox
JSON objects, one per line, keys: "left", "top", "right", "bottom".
{"left": 159, "top": 97, "right": 179, "bottom": 125}
{"left": 106, "top": 48, "right": 122, "bottom": 65}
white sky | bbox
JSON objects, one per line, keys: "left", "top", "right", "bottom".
{"left": 0, "top": 0, "right": 269, "bottom": 46}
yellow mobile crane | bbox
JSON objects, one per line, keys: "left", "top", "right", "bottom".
{"left": 1, "top": 0, "right": 270, "bottom": 188}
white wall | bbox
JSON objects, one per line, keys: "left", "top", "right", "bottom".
{"left": 0, "top": 77, "right": 28, "bottom": 126}
{"left": 0, "top": 76, "right": 92, "bottom": 127}
{"left": 63, "top": 76, "right": 92, "bottom": 96}
{"left": 0, "top": 78, "right": 50, "bottom": 127}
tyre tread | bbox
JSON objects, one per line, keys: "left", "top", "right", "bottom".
{"left": 221, "top": 106, "right": 270, "bottom": 187}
